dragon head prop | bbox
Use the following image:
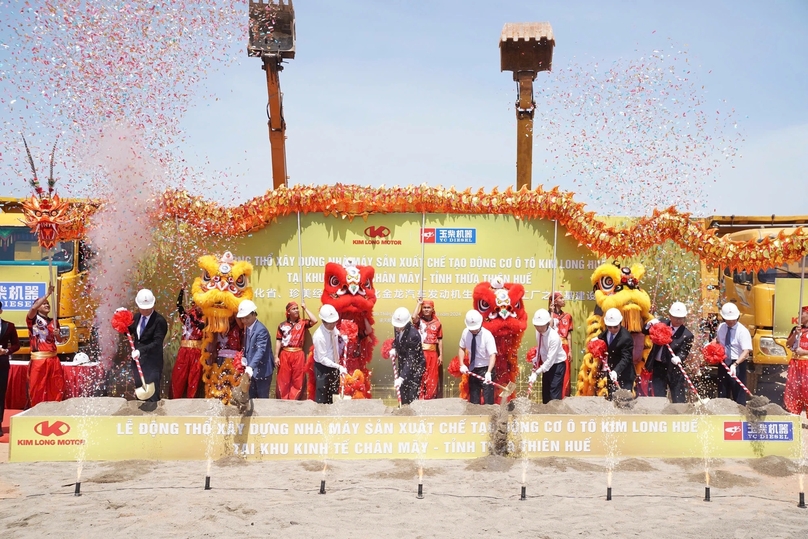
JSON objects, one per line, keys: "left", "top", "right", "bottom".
{"left": 591, "top": 261, "right": 650, "bottom": 333}
{"left": 473, "top": 277, "right": 527, "bottom": 339}
{"left": 321, "top": 258, "right": 377, "bottom": 320}
{"left": 192, "top": 251, "right": 253, "bottom": 333}
{"left": 19, "top": 135, "right": 70, "bottom": 249}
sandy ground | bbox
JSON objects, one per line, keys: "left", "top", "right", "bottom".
{"left": 1, "top": 396, "right": 808, "bottom": 538}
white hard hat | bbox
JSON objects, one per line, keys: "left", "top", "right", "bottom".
{"left": 392, "top": 307, "right": 411, "bottom": 328}
{"left": 135, "top": 289, "right": 155, "bottom": 309}
{"left": 464, "top": 310, "right": 483, "bottom": 331}
{"left": 669, "top": 301, "right": 688, "bottom": 318}
{"left": 319, "top": 304, "right": 339, "bottom": 324}
{"left": 720, "top": 302, "right": 740, "bottom": 321}
{"left": 74, "top": 352, "right": 90, "bottom": 365}
{"left": 237, "top": 299, "right": 257, "bottom": 318}
{"left": 604, "top": 308, "right": 623, "bottom": 326}
{"left": 532, "top": 308, "right": 552, "bottom": 326}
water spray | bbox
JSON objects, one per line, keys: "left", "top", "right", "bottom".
{"left": 204, "top": 458, "right": 212, "bottom": 490}
{"left": 416, "top": 466, "right": 424, "bottom": 499}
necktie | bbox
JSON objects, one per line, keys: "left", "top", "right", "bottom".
{"left": 724, "top": 326, "right": 733, "bottom": 364}
{"left": 332, "top": 332, "right": 341, "bottom": 367}
{"left": 607, "top": 332, "right": 613, "bottom": 346}
{"left": 537, "top": 332, "right": 543, "bottom": 365}
{"left": 470, "top": 333, "right": 477, "bottom": 368}
{"left": 139, "top": 316, "right": 147, "bottom": 337}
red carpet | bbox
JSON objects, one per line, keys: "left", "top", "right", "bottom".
{"left": 1, "top": 409, "right": 22, "bottom": 444}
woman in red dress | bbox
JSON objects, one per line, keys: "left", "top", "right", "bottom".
{"left": 784, "top": 306, "right": 808, "bottom": 416}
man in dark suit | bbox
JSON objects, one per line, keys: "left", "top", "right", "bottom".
{"left": 237, "top": 299, "right": 273, "bottom": 399}
{"left": 391, "top": 307, "right": 425, "bottom": 405}
{"left": 645, "top": 301, "right": 694, "bottom": 403}
{"left": 0, "top": 301, "right": 21, "bottom": 434}
{"left": 599, "top": 308, "right": 635, "bottom": 397}
{"left": 128, "top": 289, "right": 168, "bottom": 402}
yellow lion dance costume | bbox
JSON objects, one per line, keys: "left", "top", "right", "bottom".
{"left": 576, "top": 262, "right": 653, "bottom": 397}
{"left": 192, "top": 251, "right": 253, "bottom": 404}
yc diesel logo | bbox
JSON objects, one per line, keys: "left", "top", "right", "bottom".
{"left": 364, "top": 226, "right": 391, "bottom": 238}
{"left": 34, "top": 420, "right": 71, "bottom": 437}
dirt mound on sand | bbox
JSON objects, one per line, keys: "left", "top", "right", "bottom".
{"left": 531, "top": 456, "right": 605, "bottom": 472}
{"left": 87, "top": 460, "right": 157, "bottom": 483}
{"left": 615, "top": 458, "right": 657, "bottom": 472}
{"left": 687, "top": 469, "right": 757, "bottom": 488}
{"left": 747, "top": 455, "right": 804, "bottom": 477}
{"left": 465, "top": 454, "right": 514, "bottom": 472}
{"left": 370, "top": 460, "right": 443, "bottom": 480}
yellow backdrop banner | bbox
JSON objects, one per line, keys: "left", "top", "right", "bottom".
{"left": 10, "top": 414, "right": 801, "bottom": 462}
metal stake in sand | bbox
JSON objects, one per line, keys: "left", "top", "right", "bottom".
{"left": 520, "top": 460, "right": 527, "bottom": 500}
{"left": 416, "top": 466, "right": 424, "bottom": 499}
{"left": 74, "top": 465, "right": 82, "bottom": 496}
{"left": 606, "top": 470, "right": 612, "bottom": 501}
{"left": 799, "top": 474, "right": 806, "bottom": 508}
{"left": 319, "top": 463, "right": 327, "bottom": 494}
{"left": 703, "top": 470, "right": 710, "bottom": 502}
{"left": 204, "top": 458, "right": 212, "bottom": 490}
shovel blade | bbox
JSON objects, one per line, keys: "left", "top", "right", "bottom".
{"left": 499, "top": 382, "right": 517, "bottom": 400}
{"left": 135, "top": 382, "right": 156, "bottom": 401}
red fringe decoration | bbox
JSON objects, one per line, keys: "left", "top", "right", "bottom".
{"left": 381, "top": 338, "right": 395, "bottom": 360}
{"left": 448, "top": 355, "right": 468, "bottom": 378}
{"left": 703, "top": 341, "right": 726, "bottom": 365}
{"left": 525, "top": 346, "right": 539, "bottom": 366}
{"left": 337, "top": 319, "right": 358, "bottom": 342}
{"left": 649, "top": 323, "right": 673, "bottom": 346}
{"left": 586, "top": 338, "right": 608, "bottom": 361}
{"left": 111, "top": 308, "right": 133, "bottom": 334}
{"left": 234, "top": 351, "right": 245, "bottom": 374}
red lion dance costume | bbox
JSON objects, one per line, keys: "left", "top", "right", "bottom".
{"left": 307, "top": 258, "right": 377, "bottom": 399}
{"left": 449, "top": 277, "right": 526, "bottom": 403}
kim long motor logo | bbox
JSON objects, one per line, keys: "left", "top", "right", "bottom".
{"left": 35, "top": 420, "right": 71, "bottom": 437}
{"left": 356, "top": 225, "right": 402, "bottom": 245}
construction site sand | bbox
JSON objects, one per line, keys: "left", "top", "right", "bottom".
{"left": 3, "top": 396, "right": 807, "bottom": 538}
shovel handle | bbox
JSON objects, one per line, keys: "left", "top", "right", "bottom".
{"left": 126, "top": 332, "right": 147, "bottom": 386}
{"left": 665, "top": 344, "right": 704, "bottom": 401}
{"left": 720, "top": 362, "right": 754, "bottom": 397}
{"left": 465, "top": 369, "right": 509, "bottom": 392}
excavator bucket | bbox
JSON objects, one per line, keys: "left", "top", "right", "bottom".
{"left": 499, "top": 22, "right": 554, "bottom": 80}
{"left": 248, "top": 0, "right": 296, "bottom": 59}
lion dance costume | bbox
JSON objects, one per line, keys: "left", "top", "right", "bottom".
{"left": 192, "top": 251, "right": 253, "bottom": 404}
{"left": 450, "top": 277, "right": 526, "bottom": 404}
{"left": 306, "top": 258, "right": 377, "bottom": 399}
{"left": 576, "top": 262, "right": 653, "bottom": 397}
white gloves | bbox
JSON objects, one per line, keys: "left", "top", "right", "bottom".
{"left": 528, "top": 371, "right": 538, "bottom": 384}
{"left": 389, "top": 349, "right": 397, "bottom": 359}
{"left": 459, "top": 364, "right": 469, "bottom": 375}
{"left": 671, "top": 355, "right": 681, "bottom": 366}
{"left": 609, "top": 370, "right": 618, "bottom": 382}
{"left": 729, "top": 364, "right": 737, "bottom": 377}
{"left": 245, "top": 366, "right": 254, "bottom": 378}
{"left": 339, "top": 365, "right": 348, "bottom": 375}
{"left": 484, "top": 371, "right": 492, "bottom": 383}
{"left": 131, "top": 350, "right": 140, "bottom": 360}
{"left": 394, "top": 377, "right": 403, "bottom": 389}
{"left": 241, "top": 355, "right": 248, "bottom": 366}
{"left": 647, "top": 318, "right": 660, "bottom": 328}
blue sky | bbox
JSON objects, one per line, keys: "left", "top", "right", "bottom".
{"left": 2, "top": 0, "right": 807, "bottom": 216}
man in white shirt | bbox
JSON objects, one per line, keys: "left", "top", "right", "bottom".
{"left": 312, "top": 304, "right": 347, "bottom": 404}
{"left": 713, "top": 302, "right": 752, "bottom": 405}
{"left": 529, "top": 309, "right": 567, "bottom": 403}
{"left": 457, "top": 310, "right": 497, "bottom": 404}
